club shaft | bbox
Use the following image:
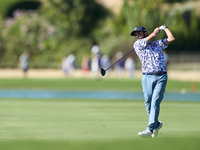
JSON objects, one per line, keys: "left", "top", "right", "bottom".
{"left": 105, "top": 48, "right": 134, "bottom": 71}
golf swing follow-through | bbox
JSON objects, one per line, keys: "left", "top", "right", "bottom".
{"left": 132, "top": 25, "right": 175, "bottom": 138}
{"left": 100, "top": 24, "right": 175, "bottom": 138}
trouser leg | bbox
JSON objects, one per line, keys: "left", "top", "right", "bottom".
{"left": 142, "top": 75, "right": 154, "bottom": 118}
{"left": 147, "top": 74, "right": 167, "bottom": 131}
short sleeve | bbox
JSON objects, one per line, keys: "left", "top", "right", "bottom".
{"left": 158, "top": 38, "right": 168, "bottom": 49}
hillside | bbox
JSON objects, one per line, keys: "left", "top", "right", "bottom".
{"left": 96, "top": 0, "right": 124, "bottom": 14}
{"left": 1, "top": 0, "right": 200, "bottom": 17}
{"left": 97, "top": 0, "right": 200, "bottom": 15}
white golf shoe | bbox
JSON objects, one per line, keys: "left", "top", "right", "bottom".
{"left": 138, "top": 130, "right": 152, "bottom": 138}
{"left": 152, "top": 121, "right": 163, "bottom": 138}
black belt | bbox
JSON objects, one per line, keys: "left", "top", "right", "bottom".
{"left": 143, "top": 71, "right": 167, "bottom": 75}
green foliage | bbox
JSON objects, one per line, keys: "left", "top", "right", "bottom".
{"left": 166, "top": 7, "right": 200, "bottom": 50}
{"left": 0, "top": 10, "right": 57, "bottom": 68}
{"left": 0, "top": 0, "right": 22, "bottom": 16}
{"left": 164, "top": 0, "right": 193, "bottom": 2}
{"left": 41, "top": 0, "right": 108, "bottom": 38}
{"left": 0, "top": 0, "right": 109, "bottom": 68}
{"left": 120, "top": 0, "right": 200, "bottom": 51}
{"left": 0, "top": 0, "right": 200, "bottom": 68}
{"left": 122, "top": 0, "right": 163, "bottom": 31}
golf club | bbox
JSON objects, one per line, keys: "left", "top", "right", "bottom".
{"left": 100, "top": 48, "right": 134, "bottom": 76}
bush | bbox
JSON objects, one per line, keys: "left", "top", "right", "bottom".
{"left": 0, "top": 0, "right": 109, "bottom": 68}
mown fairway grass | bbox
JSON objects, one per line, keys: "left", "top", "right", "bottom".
{"left": 0, "top": 78, "right": 199, "bottom": 92}
{"left": 0, "top": 99, "right": 200, "bottom": 150}
{"left": 0, "top": 78, "right": 200, "bottom": 150}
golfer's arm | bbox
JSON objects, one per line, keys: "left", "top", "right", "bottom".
{"left": 164, "top": 28, "right": 175, "bottom": 45}
{"left": 146, "top": 28, "right": 160, "bottom": 44}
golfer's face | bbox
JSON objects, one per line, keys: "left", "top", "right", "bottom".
{"left": 135, "top": 31, "right": 144, "bottom": 40}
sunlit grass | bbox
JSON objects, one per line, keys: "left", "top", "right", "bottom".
{"left": 0, "top": 78, "right": 199, "bottom": 92}
{"left": 0, "top": 99, "right": 200, "bottom": 150}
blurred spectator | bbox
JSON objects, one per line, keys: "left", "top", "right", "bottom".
{"left": 82, "top": 55, "right": 90, "bottom": 74}
{"left": 19, "top": 51, "right": 29, "bottom": 77}
{"left": 100, "top": 55, "right": 110, "bottom": 75}
{"left": 61, "top": 57, "right": 67, "bottom": 74}
{"left": 62, "top": 54, "right": 76, "bottom": 76}
{"left": 124, "top": 56, "right": 135, "bottom": 78}
{"left": 91, "top": 53, "right": 101, "bottom": 78}
{"left": 162, "top": 49, "right": 169, "bottom": 70}
{"left": 91, "top": 45, "right": 100, "bottom": 55}
{"left": 91, "top": 45, "right": 101, "bottom": 78}
{"left": 114, "top": 51, "right": 124, "bottom": 77}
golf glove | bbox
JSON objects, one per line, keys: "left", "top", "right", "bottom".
{"left": 159, "top": 25, "right": 167, "bottom": 31}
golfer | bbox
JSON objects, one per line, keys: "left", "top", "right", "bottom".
{"left": 130, "top": 25, "right": 175, "bottom": 138}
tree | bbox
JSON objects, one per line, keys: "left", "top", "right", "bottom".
{"left": 0, "top": 0, "right": 110, "bottom": 68}
{"left": 41, "top": 0, "right": 108, "bottom": 38}
{"left": 121, "top": 0, "right": 164, "bottom": 32}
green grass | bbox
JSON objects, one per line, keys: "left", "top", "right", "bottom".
{"left": 0, "top": 99, "right": 200, "bottom": 150}
{"left": 0, "top": 78, "right": 199, "bottom": 92}
{"left": 0, "top": 78, "right": 200, "bottom": 149}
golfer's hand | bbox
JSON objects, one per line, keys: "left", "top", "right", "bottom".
{"left": 154, "top": 28, "right": 160, "bottom": 32}
{"left": 159, "top": 25, "right": 167, "bottom": 31}
{"left": 146, "top": 27, "right": 160, "bottom": 44}
{"left": 154, "top": 27, "right": 160, "bottom": 36}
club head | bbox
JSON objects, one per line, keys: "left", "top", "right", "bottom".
{"left": 100, "top": 68, "right": 106, "bottom": 76}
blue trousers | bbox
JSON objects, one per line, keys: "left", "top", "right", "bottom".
{"left": 141, "top": 74, "right": 167, "bottom": 131}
